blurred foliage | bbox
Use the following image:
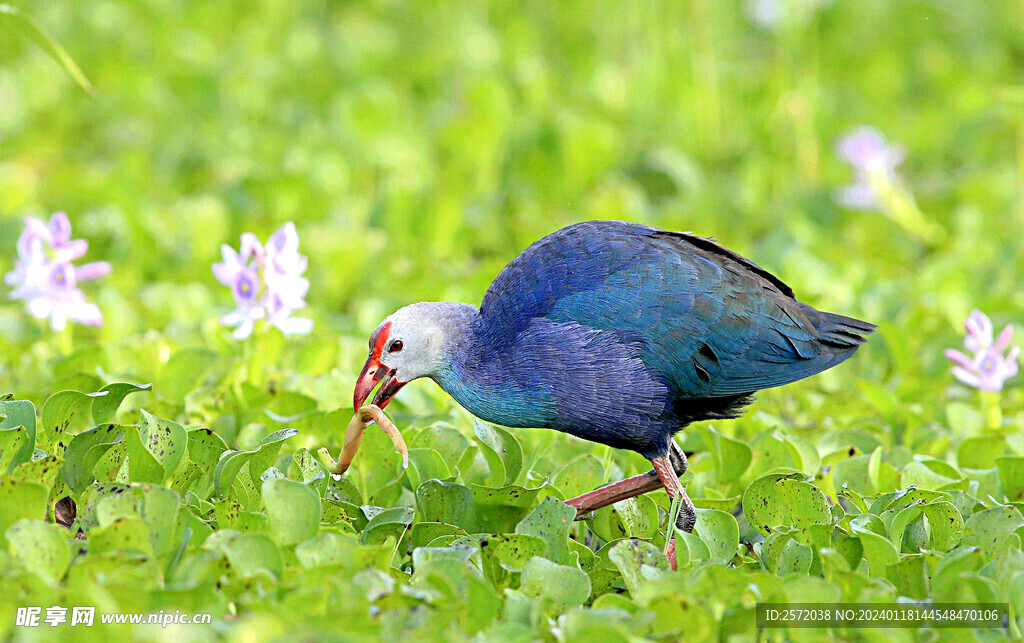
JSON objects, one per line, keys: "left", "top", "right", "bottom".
{"left": 1, "top": 0, "right": 1024, "bottom": 641}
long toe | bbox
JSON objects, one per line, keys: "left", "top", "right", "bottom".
{"left": 666, "top": 537, "right": 678, "bottom": 570}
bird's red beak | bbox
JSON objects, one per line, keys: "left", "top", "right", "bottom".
{"left": 353, "top": 321, "right": 407, "bottom": 411}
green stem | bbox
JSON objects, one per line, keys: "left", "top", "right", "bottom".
{"left": 664, "top": 490, "right": 683, "bottom": 556}
{"left": 980, "top": 390, "right": 1002, "bottom": 431}
{"left": 248, "top": 324, "right": 265, "bottom": 386}
{"left": 56, "top": 323, "right": 74, "bottom": 356}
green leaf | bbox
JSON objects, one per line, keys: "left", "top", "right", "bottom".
{"left": 920, "top": 501, "right": 964, "bottom": 551}
{"left": 697, "top": 425, "right": 752, "bottom": 484}
{"left": 41, "top": 390, "right": 107, "bottom": 455}
{"left": 218, "top": 532, "right": 284, "bottom": 579}
{"left": 851, "top": 524, "right": 899, "bottom": 575}
{"left": 775, "top": 538, "right": 813, "bottom": 576}
{"left": 519, "top": 556, "right": 591, "bottom": 608}
{"left": 62, "top": 423, "right": 125, "bottom": 493}
{"left": 90, "top": 517, "right": 153, "bottom": 556}
{"left": 212, "top": 428, "right": 298, "bottom": 496}
{"left": 608, "top": 539, "right": 671, "bottom": 596}
{"left": 474, "top": 420, "right": 523, "bottom": 487}
{"left": 675, "top": 529, "right": 710, "bottom": 567}
{"left": 362, "top": 506, "right": 413, "bottom": 546}
{"left": 886, "top": 554, "right": 928, "bottom": 599}
{"left": 591, "top": 495, "right": 659, "bottom": 541}
{"left": 417, "top": 479, "right": 478, "bottom": 531}
{"left": 411, "top": 423, "right": 470, "bottom": 465}
{"left": 159, "top": 348, "right": 218, "bottom": 403}
{"left": 406, "top": 447, "right": 452, "bottom": 490}
{"left": 470, "top": 483, "right": 543, "bottom": 533}
{"left": 514, "top": 497, "right": 575, "bottom": 564}
{"left": 775, "top": 479, "right": 832, "bottom": 530}
{"left": 694, "top": 508, "right": 739, "bottom": 561}
{"left": 262, "top": 478, "right": 321, "bottom": 545}
{"left": 742, "top": 472, "right": 800, "bottom": 537}
{"left": 410, "top": 522, "right": 467, "bottom": 550}
{"left": 488, "top": 533, "right": 548, "bottom": 572}
{"left": 996, "top": 456, "right": 1024, "bottom": 502}
{"left": 5, "top": 519, "right": 71, "bottom": 582}
{"left": 553, "top": 455, "right": 607, "bottom": 498}
{"left": 961, "top": 505, "right": 1024, "bottom": 558}
{"left": 958, "top": 435, "right": 1007, "bottom": 470}
{"left": 10, "top": 456, "right": 62, "bottom": 492}
{"left": 0, "top": 399, "right": 36, "bottom": 472}
{"left": 0, "top": 479, "right": 48, "bottom": 542}
{"left": 295, "top": 531, "right": 358, "bottom": 568}
{"left": 187, "top": 428, "right": 229, "bottom": 470}
{"left": 288, "top": 447, "right": 329, "bottom": 495}
{"left": 137, "top": 410, "right": 188, "bottom": 482}
{"left": 125, "top": 425, "right": 165, "bottom": 483}
{"left": 0, "top": 4, "right": 96, "bottom": 95}
{"left": 92, "top": 383, "right": 152, "bottom": 425}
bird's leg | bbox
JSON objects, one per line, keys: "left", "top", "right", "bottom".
{"left": 563, "top": 441, "right": 691, "bottom": 516}
{"left": 652, "top": 453, "right": 697, "bottom": 570}
{"left": 563, "top": 440, "right": 695, "bottom": 569}
{"left": 563, "top": 470, "right": 664, "bottom": 515}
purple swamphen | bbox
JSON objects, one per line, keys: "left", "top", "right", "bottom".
{"left": 354, "top": 220, "right": 874, "bottom": 567}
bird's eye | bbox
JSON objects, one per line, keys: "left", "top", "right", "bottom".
{"left": 389, "top": 340, "right": 404, "bottom": 353}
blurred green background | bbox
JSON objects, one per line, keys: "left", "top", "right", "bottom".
{"left": 2, "top": 2, "right": 1024, "bottom": 640}
{"left": 1, "top": 0, "right": 1023, "bottom": 404}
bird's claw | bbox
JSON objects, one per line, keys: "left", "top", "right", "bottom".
{"left": 319, "top": 404, "right": 409, "bottom": 476}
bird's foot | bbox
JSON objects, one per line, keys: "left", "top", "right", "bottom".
{"left": 665, "top": 537, "right": 678, "bottom": 571}
{"left": 562, "top": 441, "right": 693, "bottom": 571}
{"left": 318, "top": 404, "right": 409, "bottom": 475}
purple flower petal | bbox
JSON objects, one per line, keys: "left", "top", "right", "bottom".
{"left": 965, "top": 309, "right": 993, "bottom": 347}
{"left": 838, "top": 183, "right": 879, "bottom": 210}
{"left": 49, "top": 212, "right": 72, "bottom": 246}
{"left": 23, "top": 217, "right": 51, "bottom": 244}
{"left": 6, "top": 211, "right": 108, "bottom": 330}
{"left": 28, "top": 298, "right": 53, "bottom": 320}
{"left": 48, "top": 263, "right": 77, "bottom": 291}
{"left": 76, "top": 261, "right": 111, "bottom": 282}
{"left": 53, "top": 239, "right": 89, "bottom": 263}
{"left": 268, "top": 222, "right": 299, "bottom": 255}
{"left": 232, "top": 318, "right": 255, "bottom": 340}
{"left": 1006, "top": 346, "right": 1020, "bottom": 378}
{"left": 68, "top": 301, "right": 103, "bottom": 327}
{"left": 992, "top": 325, "right": 1014, "bottom": 353}
{"left": 944, "top": 349, "right": 974, "bottom": 370}
{"left": 951, "top": 367, "right": 982, "bottom": 389}
{"left": 240, "top": 233, "right": 264, "bottom": 262}
{"left": 272, "top": 315, "right": 313, "bottom": 336}
{"left": 837, "top": 127, "right": 904, "bottom": 173}
{"left": 948, "top": 309, "right": 1020, "bottom": 392}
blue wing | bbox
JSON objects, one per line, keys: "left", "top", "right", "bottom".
{"left": 479, "top": 220, "right": 873, "bottom": 399}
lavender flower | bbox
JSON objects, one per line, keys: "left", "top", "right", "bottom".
{"left": 4, "top": 212, "right": 110, "bottom": 331}
{"left": 213, "top": 222, "right": 312, "bottom": 340}
{"left": 945, "top": 310, "right": 1019, "bottom": 392}
{"left": 836, "top": 127, "right": 905, "bottom": 210}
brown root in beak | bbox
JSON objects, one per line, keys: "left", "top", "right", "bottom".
{"left": 318, "top": 404, "right": 409, "bottom": 476}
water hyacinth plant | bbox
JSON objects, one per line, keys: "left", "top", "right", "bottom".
{"left": 212, "top": 222, "right": 312, "bottom": 340}
{"left": 836, "top": 126, "right": 905, "bottom": 210}
{"left": 946, "top": 309, "right": 1019, "bottom": 392}
{"left": 835, "top": 126, "right": 944, "bottom": 243}
{"left": 3, "top": 211, "right": 111, "bottom": 331}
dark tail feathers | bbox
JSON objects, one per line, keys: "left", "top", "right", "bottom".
{"left": 804, "top": 305, "right": 876, "bottom": 349}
